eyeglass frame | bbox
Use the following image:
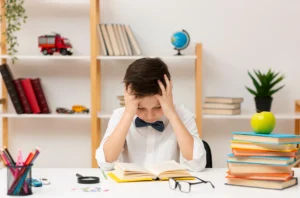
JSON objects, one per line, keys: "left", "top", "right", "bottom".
{"left": 168, "top": 176, "right": 215, "bottom": 193}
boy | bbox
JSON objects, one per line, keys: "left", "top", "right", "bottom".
{"left": 96, "top": 57, "right": 206, "bottom": 172}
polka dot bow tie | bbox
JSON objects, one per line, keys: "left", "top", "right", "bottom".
{"left": 134, "top": 117, "right": 164, "bottom": 132}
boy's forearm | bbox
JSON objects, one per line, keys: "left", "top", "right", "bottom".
{"left": 169, "top": 113, "right": 194, "bottom": 160}
{"left": 103, "top": 112, "right": 134, "bottom": 162}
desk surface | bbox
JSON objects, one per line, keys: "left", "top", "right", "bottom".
{"left": 0, "top": 168, "right": 299, "bottom": 198}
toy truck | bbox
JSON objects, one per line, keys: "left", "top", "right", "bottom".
{"left": 38, "top": 33, "right": 73, "bottom": 55}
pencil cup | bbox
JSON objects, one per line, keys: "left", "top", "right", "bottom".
{"left": 7, "top": 164, "right": 33, "bottom": 196}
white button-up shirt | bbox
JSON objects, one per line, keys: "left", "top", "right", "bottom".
{"left": 96, "top": 104, "right": 207, "bottom": 172}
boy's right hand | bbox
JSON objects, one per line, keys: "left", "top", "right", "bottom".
{"left": 124, "top": 84, "right": 140, "bottom": 117}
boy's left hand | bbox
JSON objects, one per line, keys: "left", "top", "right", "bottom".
{"left": 155, "top": 74, "right": 177, "bottom": 119}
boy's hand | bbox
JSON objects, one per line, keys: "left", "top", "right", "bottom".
{"left": 124, "top": 84, "right": 140, "bottom": 117}
{"left": 155, "top": 74, "right": 177, "bottom": 119}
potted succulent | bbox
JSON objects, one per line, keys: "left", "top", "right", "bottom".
{"left": 245, "top": 69, "right": 284, "bottom": 112}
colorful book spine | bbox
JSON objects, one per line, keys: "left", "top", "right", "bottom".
{"left": 21, "top": 79, "right": 41, "bottom": 114}
{"left": 31, "top": 78, "right": 50, "bottom": 114}
{"left": 0, "top": 64, "right": 24, "bottom": 114}
{"left": 13, "top": 78, "right": 32, "bottom": 114}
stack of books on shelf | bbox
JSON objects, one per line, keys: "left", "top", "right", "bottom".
{"left": 226, "top": 131, "right": 300, "bottom": 190}
{"left": 97, "top": 23, "right": 142, "bottom": 56}
{"left": 0, "top": 63, "right": 50, "bottom": 114}
{"left": 202, "top": 96, "right": 243, "bottom": 115}
{"left": 117, "top": 95, "right": 125, "bottom": 107}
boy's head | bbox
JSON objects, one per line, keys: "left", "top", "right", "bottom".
{"left": 123, "top": 57, "right": 171, "bottom": 123}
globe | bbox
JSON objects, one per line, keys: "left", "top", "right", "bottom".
{"left": 171, "top": 29, "right": 190, "bottom": 55}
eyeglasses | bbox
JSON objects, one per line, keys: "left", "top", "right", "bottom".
{"left": 168, "top": 176, "right": 215, "bottom": 193}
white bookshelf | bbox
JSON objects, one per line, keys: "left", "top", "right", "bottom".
{"left": 0, "top": 55, "right": 90, "bottom": 60}
{"left": 97, "top": 112, "right": 113, "bottom": 119}
{"left": 97, "top": 55, "right": 197, "bottom": 60}
{"left": 98, "top": 111, "right": 300, "bottom": 120}
{"left": 0, "top": 113, "right": 90, "bottom": 118}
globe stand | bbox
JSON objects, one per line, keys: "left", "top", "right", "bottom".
{"left": 175, "top": 48, "right": 183, "bottom": 56}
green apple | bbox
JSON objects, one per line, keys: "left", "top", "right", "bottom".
{"left": 250, "top": 111, "right": 276, "bottom": 134}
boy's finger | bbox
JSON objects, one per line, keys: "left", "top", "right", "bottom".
{"left": 164, "top": 74, "right": 171, "bottom": 93}
{"left": 127, "top": 84, "right": 134, "bottom": 94}
{"left": 157, "top": 80, "right": 166, "bottom": 94}
{"left": 154, "top": 94, "right": 162, "bottom": 101}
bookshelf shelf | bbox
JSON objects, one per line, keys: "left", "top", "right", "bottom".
{"left": 97, "top": 55, "right": 197, "bottom": 60}
{"left": 0, "top": 55, "right": 90, "bottom": 60}
{"left": 97, "top": 112, "right": 112, "bottom": 118}
{"left": 0, "top": 113, "right": 90, "bottom": 118}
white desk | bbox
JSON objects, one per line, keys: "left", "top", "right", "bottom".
{"left": 0, "top": 168, "right": 299, "bottom": 198}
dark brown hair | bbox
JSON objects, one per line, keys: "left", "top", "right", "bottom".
{"left": 123, "top": 57, "right": 171, "bottom": 97}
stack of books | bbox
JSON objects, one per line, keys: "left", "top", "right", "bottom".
{"left": 203, "top": 96, "right": 243, "bottom": 115}
{"left": 226, "top": 132, "right": 300, "bottom": 190}
{"left": 117, "top": 95, "right": 125, "bottom": 107}
{"left": 97, "top": 23, "right": 142, "bottom": 56}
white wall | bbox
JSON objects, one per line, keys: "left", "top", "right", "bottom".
{"left": 1, "top": 0, "right": 299, "bottom": 168}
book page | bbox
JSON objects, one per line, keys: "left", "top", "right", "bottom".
{"left": 115, "top": 162, "right": 149, "bottom": 173}
{"left": 146, "top": 160, "right": 186, "bottom": 176}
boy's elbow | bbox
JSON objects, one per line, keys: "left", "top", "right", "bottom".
{"left": 96, "top": 144, "right": 116, "bottom": 171}
{"left": 182, "top": 153, "right": 207, "bottom": 172}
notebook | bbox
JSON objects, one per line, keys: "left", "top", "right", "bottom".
{"left": 108, "top": 160, "right": 193, "bottom": 182}
{"left": 232, "top": 132, "right": 300, "bottom": 144}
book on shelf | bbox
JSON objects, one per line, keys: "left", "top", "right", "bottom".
{"left": 203, "top": 102, "right": 240, "bottom": 109}
{"left": 203, "top": 96, "right": 243, "bottom": 115}
{"left": 108, "top": 160, "right": 193, "bottom": 183}
{"left": 225, "top": 131, "right": 299, "bottom": 190}
{"left": 0, "top": 63, "right": 51, "bottom": 114}
{"left": 203, "top": 108, "right": 241, "bottom": 115}
{"left": 0, "top": 64, "right": 24, "bottom": 114}
{"left": 117, "top": 95, "right": 124, "bottom": 107}
{"left": 204, "top": 96, "right": 244, "bottom": 104}
{"left": 97, "top": 23, "right": 141, "bottom": 56}
{"left": 13, "top": 79, "right": 32, "bottom": 113}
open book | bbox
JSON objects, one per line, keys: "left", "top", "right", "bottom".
{"left": 108, "top": 160, "right": 193, "bottom": 182}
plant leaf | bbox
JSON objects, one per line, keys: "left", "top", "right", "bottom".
{"left": 246, "top": 86, "right": 257, "bottom": 96}
{"left": 248, "top": 71, "right": 261, "bottom": 93}
{"left": 269, "top": 85, "right": 285, "bottom": 96}
{"left": 269, "top": 75, "right": 284, "bottom": 89}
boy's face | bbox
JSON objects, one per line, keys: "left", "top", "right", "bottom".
{"left": 136, "top": 96, "right": 163, "bottom": 123}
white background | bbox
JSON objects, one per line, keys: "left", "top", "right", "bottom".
{"left": 0, "top": 0, "right": 299, "bottom": 168}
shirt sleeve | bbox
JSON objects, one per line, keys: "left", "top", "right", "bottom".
{"left": 178, "top": 107, "right": 207, "bottom": 172}
{"left": 95, "top": 108, "right": 125, "bottom": 171}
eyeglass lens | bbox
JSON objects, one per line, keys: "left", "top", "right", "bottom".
{"left": 169, "top": 178, "right": 177, "bottom": 189}
{"left": 178, "top": 181, "right": 190, "bottom": 193}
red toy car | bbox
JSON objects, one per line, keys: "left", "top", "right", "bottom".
{"left": 38, "top": 33, "right": 73, "bottom": 56}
